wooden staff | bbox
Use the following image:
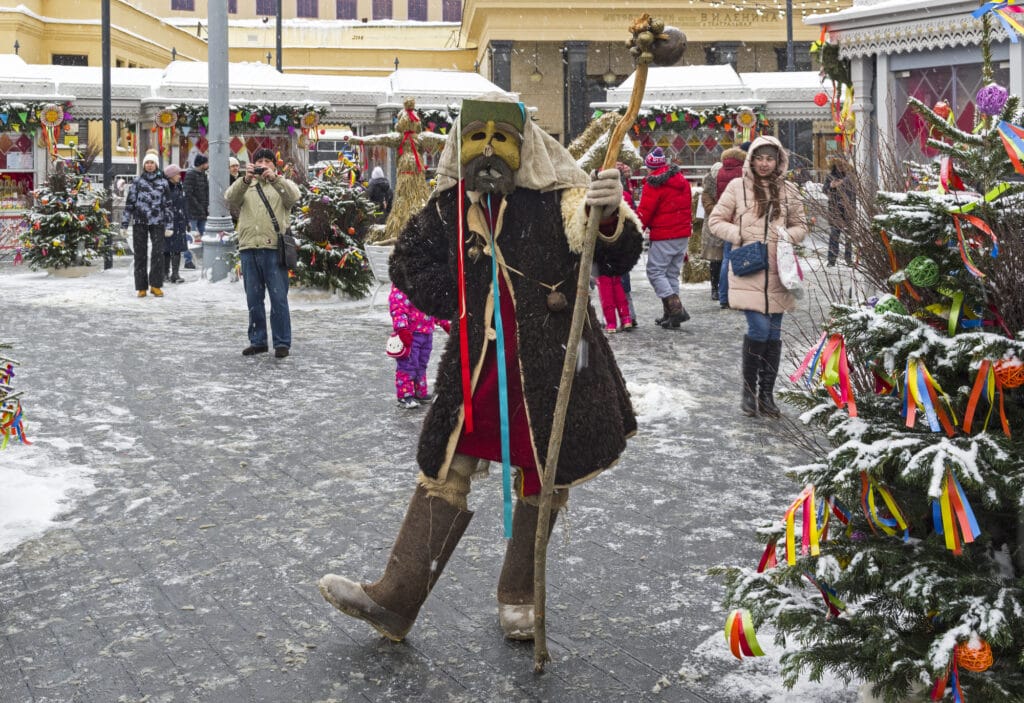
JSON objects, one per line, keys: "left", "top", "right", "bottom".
{"left": 532, "top": 14, "right": 686, "bottom": 672}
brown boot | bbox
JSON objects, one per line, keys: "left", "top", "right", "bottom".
{"left": 659, "top": 294, "right": 691, "bottom": 328}
{"left": 654, "top": 297, "right": 670, "bottom": 326}
{"left": 319, "top": 485, "right": 473, "bottom": 641}
{"left": 496, "top": 499, "right": 559, "bottom": 640}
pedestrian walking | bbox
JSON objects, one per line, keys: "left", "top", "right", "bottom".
{"left": 716, "top": 142, "right": 749, "bottom": 306}
{"left": 388, "top": 283, "right": 449, "bottom": 408}
{"left": 224, "top": 147, "right": 301, "bottom": 358}
{"left": 366, "top": 166, "right": 393, "bottom": 223}
{"left": 183, "top": 153, "right": 209, "bottom": 270}
{"left": 162, "top": 164, "right": 189, "bottom": 284}
{"left": 822, "top": 155, "right": 856, "bottom": 266}
{"left": 616, "top": 162, "right": 639, "bottom": 328}
{"left": 227, "top": 156, "right": 242, "bottom": 228}
{"left": 708, "top": 136, "right": 808, "bottom": 418}
{"left": 637, "top": 147, "right": 692, "bottom": 328}
{"left": 121, "top": 150, "right": 172, "bottom": 298}
{"left": 318, "top": 93, "right": 642, "bottom": 644}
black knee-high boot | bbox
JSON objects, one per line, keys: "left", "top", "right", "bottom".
{"left": 758, "top": 339, "right": 783, "bottom": 418}
{"left": 741, "top": 336, "right": 760, "bottom": 417}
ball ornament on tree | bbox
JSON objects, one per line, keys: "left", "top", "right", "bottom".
{"left": 874, "top": 295, "right": 908, "bottom": 316}
{"left": 814, "top": 92, "right": 829, "bottom": 107}
{"left": 954, "top": 639, "right": 993, "bottom": 673}
{"left": 905, "top": 256, "right": 940, "bottom": 287}
{"left": 975, "top": 83, "right": 1009, "bottom": 116}
{"left": 994, "top": 358, "right": 1024, "bottom": 388}
{"left": 933, "top": 101, "right": 952, "bottom": 120}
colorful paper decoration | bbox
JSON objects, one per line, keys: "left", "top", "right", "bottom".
{"left": 155, "top": 109, "right": 178, "bottom": 128}
{"left": 724, "top": 609, "right": 765, "bottom": 659}
{"left": 38, "top": 103, "right": 64, "bottom": 128}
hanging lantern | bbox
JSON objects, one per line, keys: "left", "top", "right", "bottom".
{"left": 814, "top": 92, "right": 829, "bottom": 107}
{"left": 954, "top": 639, "right": 993, "bottom": 673}
{"left": 39, "top": 103, "right": 65, "bottom": 128}
{"left": 155, "top": 109, "right": 178, "bottom": 129}
{"left": 300, "top": 111, "right": 319, "bottom": 129}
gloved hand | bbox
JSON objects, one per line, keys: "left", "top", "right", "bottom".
{"left": 586, "top": 168, "right": 623, "bottom": 209}
{"left": 397, "top": 328, "right": 413, "bottom": 348}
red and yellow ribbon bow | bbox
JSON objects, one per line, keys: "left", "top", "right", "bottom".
{"left": 784, "top": 485, "right": 820, "bottom": 565}
{"left": 859, "top": 471, "right": 910, "bottom": 541}
{"left": 790, "top": 333, "right": 857, "bottom": 417}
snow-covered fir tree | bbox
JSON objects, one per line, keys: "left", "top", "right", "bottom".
{"left": 288, "top": 173, "right": 375, "bottom": 297}
{"left": 21, "top": 165, "right": 111, "bottom": 270}
{"left": 717, "top": 20, "right": 1024, "bottom": 702}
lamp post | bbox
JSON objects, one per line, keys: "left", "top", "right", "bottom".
{"left": 13, "top": 39, "right": 19, "bottom": 55}
{"left": 785, "top": 0, "right": 795, "bottom": 71}
{"left": 101, "top": 0, "right": 113, "bottom": 269}
{"left": 275, "top": 0, "right": 282, "bottom": 72}
{"left": 204, "top": 0, "right": 234, "bottom": 281}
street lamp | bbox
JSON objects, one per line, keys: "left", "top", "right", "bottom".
{"left": 171, "top": 46, "right": 177, "bottom": 61}
{"left": 394, "top": 57, "right": 400, "bottom": 70}
{"left": 266, "top": 51, "right": 272, "bottom": 64}
{"left": 13, "top": 39, "right": 19, "bottom": 55}
{"left": 785, "top": 0, "right": 795, "bottom": 71}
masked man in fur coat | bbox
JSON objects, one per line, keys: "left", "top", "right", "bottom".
{"left": 320, "top": 93, "right": 643, "bottom": 642}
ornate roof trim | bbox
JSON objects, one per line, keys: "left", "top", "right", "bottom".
{"left": 836, "top": 15, "right": 1009, "bottom": 59}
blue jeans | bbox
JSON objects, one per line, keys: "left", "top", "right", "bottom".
{"left": 240, "top": 248, "right": 291, "bottom": 349}
{"left": 744, "top": 311, "right": 783, "bottom": 342}
{"left": 186, "top": 218, "right": 206, "bottom": 264}
{"left": 719, "top": 242, "right": 732, "bottom": 305}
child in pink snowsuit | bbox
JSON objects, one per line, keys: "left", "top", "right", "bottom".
{"left": 595, "top": 273, "right": 632, "bottom": 333}
{"left": 389, "top": 284, "right": 450, "bottom": 408}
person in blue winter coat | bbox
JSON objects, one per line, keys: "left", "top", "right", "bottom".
{"left": 162, "top": 164, "right": 189, "bottom": 283}
{"left": 389, "top": 283, "right": 449, "bottom": 409}
{"left": 121, "top": 150, "right": 173, "bottom": 297}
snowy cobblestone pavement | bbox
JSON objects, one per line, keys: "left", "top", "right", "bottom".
{"left": 0, "top": 253, "right": 863, "bottom": 703}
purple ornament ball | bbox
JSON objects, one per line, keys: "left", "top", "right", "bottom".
{"left": 976, "top": 83, "right": 1009, "bottom": 116}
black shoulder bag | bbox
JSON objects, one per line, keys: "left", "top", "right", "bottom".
{"left": 254, "top": 182, "right": 298, "bottom": 269}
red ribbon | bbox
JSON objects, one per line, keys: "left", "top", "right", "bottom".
{"left": 399, "top": 131, "right": 424, "bottom": 172}
{"left": 456, "top": 180, "right": 473, "bottom": 432}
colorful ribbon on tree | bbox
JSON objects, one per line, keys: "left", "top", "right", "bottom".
{"left": 932, "top": 467, "right": 981, "bottom": 555}
{"left": 879, "top": 229, "right": 921, "bottom": 302}
{"left": 946, "top": 209, "right": 999, "bottom": 279}
{"left": 859, "top": 471, "right": 910, "bottom": 541}
{"left": 784, "top": 485, "right": 820, "bottom": 565}
{"left": 963, "top": 359, "right": 1011, "bottom": 437}
{"left": 725, "top": 608, "right": 765, "bottom": 659}
{"left": 802, "top": 572, "right": 845, "bottom": 617}
{"left": 930, "top": 648, "right": 965, "bottom": 702}
{"left": 790, "top": 333, "right": 857, "bottom": 417}
{"left": 974, "top": 0, "right": 1024, "bottom": 43}
{"left": 996, "top": 120, "right": 1024, "bottom": 173}
{"left": 902, "top": 357, "right": 958, "bottom": 436}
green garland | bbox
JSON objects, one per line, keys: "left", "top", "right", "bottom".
{"left": 593, "top": 104, "right": 771, "bottom": 135}
{"left": 0, "top": 100, "right": 74, "bottom": 132}
{"left": 156, "top": 103, "right": 329, "bottom": 135}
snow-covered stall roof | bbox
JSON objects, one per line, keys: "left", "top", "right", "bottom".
{"left": 384, "top": 69, "right": 509, "bottom": 110}
{"left": 0, "top": 55, "right": 70, "bottom": 105}
{"left": 595, "top": 64, "right": 825, "bottom": 120}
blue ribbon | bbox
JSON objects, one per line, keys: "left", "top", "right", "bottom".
{"left": 951, "top": 472, "right": 982, "bottom": 537}
{"left": 485, "top": 195, "right": 514, "bottom": 539}
{"left": 974, "top": 2, "right": 1021, "bottom": 43}
{"left": 916, "top": 362, "right": 942, "bottom": 432}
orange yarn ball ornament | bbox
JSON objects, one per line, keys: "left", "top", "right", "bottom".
{"left": 955, "top": 639, "right": 993, "bottom": 673}
{"left": 994, "top": 359, "right": 1024, "bottom": 388}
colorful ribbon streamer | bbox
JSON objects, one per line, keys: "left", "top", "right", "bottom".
{"left": 931, "top": 647, "right": 966, "bottom": 702}
{"left": 802, "top": 572, "right": 845, "bottom": 617}
{"left": 939, "top": 157, "right": 965, "bottom": 193}
{"left": 963, "top": 359, "right": 1010, "bottom": 437}
{"left": 455, "top": 180, "right": 473, "bottom": 433}
{"left": 879, "top": 229, "right": 921, "bottom": 302}
{"left": 974, "top": 0, "right": 1024, "bottom": 43}
{"left": 932, "top": 467, "right": 981, "bottom": 555}
{"left": 859, "top": 471, "right": 910, "bottom": 541}
{"left": 996, "top": 120, "right": 1024, "bottom": 174}
{"left": 790, "top": 333, "right": 857, "bottom": 417}
{"left": 902, "top": 357, "right": 958, "bottom": 436}
{"left": 725, "top": 609, "right": 765, "bottom": 659}
{"left": 948, "top": 211, "right": 999, "bottom": 278}
{"left": 485, "top": 195, "right": 514, "bottom": 540}
{"left": 784, "top": 486, "right": 820, "bottom": 565}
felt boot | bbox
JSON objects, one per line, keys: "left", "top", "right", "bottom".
{"left": 660, "top": 294, "right": 691, "bottom": 328}
{"left": 496, "top": 499, "right": 559, "bottom": 640}
{"left": 741, "top": 336, "right": 760, "bottom": 417}
{"left": 654, "top": 297, "right": 670, "bottom": 326}
{"left": 758, "top": 339, "right": 783, "bottom": 418}
{"left": 319, "top": 485, "right": 473, "bottom": 641}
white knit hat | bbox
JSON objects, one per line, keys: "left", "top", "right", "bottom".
{"left": 142, "top": 151, "right": 160, "bottom": 166}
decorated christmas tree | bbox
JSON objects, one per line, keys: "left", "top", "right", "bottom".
{"left": 288, "top": 172, "right": 376, "bottom": 298}
{"left": 1, "top": 344, "right": 29, "bottom": 450}
{"left": 21, "top": 163, "right": 111, "bottom": 270}
{"left": 716, "top": 15, "right": 1024, "bottom": 702}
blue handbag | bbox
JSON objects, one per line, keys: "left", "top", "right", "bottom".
{"left": 730, "top": 240, "right": 768, "bottom": 277}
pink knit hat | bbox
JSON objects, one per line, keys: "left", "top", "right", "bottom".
{"left": 163, "top": 164, "right": 183, "bottom": 179}
{"left": 645, "top": 147, "right": 667, "bottom": 169}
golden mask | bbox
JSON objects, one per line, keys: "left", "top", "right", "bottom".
{"left": 460, "top": 120, "right": 522, "bottom": 170}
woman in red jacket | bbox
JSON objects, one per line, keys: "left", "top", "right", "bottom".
{"left": 637, "top": 147, "right": 693, "bottom": 328}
